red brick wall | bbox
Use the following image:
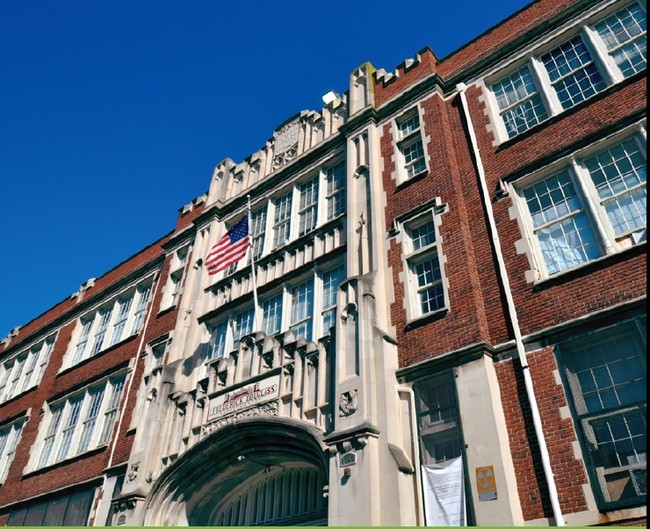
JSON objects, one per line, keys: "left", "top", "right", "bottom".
{"left": 0, "top": 232, "right": 182, "bottom": 510}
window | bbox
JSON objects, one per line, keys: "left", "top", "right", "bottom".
{"left": 490, "top": 2, "right": 646, "bottom": 140}
{"left": 396, "top": 110, "right": 427, "bottom": 180}
{"left": 321, "top": 264, "right": 344, "bottom": 335}
{"left": 516, "top": 133, "right": 646, "bottom": 278}
{"left": 161, "top": 247, "right": 189, "bottom": 310}
{"left": 262, "top": 293, "right": 283, "bottom": 336}
{"left": 290, "top": 280, "right": 314, "bottom": 341}
{"left": 0, "top": 418, "right": 26, "bottom": 483}
{"left": 298, "top": 177, "right": 319, "bottom": 236}
{"left": 251, "top": 208, "right": 267, "bottom": 260}
{"left": 272, "top": 193, "right": 292, "bottom": 249}
{"left": 34, "top": 375, "right": 126, "bottom": 470}
{"left": 233, "top": 307, "right": 255, "bottom": 349}
{"left": 6, "top": 488, "right": 95, "bottom": 526}
{"left": 415, "top": 373, "right": 464, "bottom": 465}
{"left": 204, "top": 321, "right": 228, "bottom": 362}
{"left": 68, "top": 281, "right": 153, "bottom": 367}
{"left": 595, "top": 3, "right": 647, "bottom": 78}
{"left": 402, "top": 210, "right": 447, "bottom": 320}
{"left": 0, "top": 336, "right": 54, "bottom": 403}
{"left": 559, "top": 320, "right": 646, "bottom": 508}
{"left": 325, "top": 161, "right": 346, "bottom": 220}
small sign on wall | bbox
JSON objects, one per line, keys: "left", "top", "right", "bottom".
{"left": 475, "top": 465, "right": 497, "bottom": 501}
{"left": 339, "top": 452, "right": 357, "bottom": 468}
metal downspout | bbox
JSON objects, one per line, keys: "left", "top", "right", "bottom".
{"left": 456, "top": 83, "right": 565, "bottom": 526}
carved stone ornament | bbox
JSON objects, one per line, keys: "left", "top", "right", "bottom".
{"left": 274, "top": 120, "right": 299, "bottom": 153}
{"left": 201, "top": 401, "right": 279, "bottom": 438}
{"left": 127, "top": 461, "right": 140, "bottom": 482}
{"left": 338, "top": 389, "right": 358, "bottom": 417}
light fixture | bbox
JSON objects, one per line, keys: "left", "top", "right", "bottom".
{"left": 322, "top": 90, "right": 338, "bottom": 105}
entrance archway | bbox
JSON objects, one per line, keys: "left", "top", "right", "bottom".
{"left": 143, "top": 417, "right": 329, "bottom": 526}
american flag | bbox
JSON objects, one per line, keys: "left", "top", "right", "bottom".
{"left": 205, "top": 216, "right": 250, "bottom": 275}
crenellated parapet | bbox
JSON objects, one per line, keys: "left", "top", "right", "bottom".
{"left": 207, "top": 99, "right": 347, "bottom": 207}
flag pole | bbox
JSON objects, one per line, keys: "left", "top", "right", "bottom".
{"left": 247, "top": 195, "right": 260, "bottom": 331}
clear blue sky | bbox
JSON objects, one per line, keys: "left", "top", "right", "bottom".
{"left": 0, "top": 0, "right": 531, "bottom": 340}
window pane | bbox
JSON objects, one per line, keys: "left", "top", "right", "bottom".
{"left": 273, "top": 193, "right": 292, "bottom": 248}
{"left": 596, "top": 4, "right": 647, "bottom": 78}
{"left": 563, "top": 324, "right": 646, "bottom": 506}
{"left": 205, "top": 321, "right": 228, "bottom": 361}
{"left": 542, "top": 36, "right": 607, "bottom": 109}
{"left": 298, "top": 178, "right": 318, "bottom": 236}
{"left": 263, "top": 294, "right": 283, "bottom": 336}
{"left": 326, "top": 161, "right": 346, "bottom": 220}
{"left": 234, "top": 308, "right": 255, "bottom": 348}
{"left": 321, "top": 265, "right": 344, "bottom": 335}
{"left": 584, "top": 138, "right": 647, "bottom": 237}
{"left": 290, "top": 281, "right": 313, "bottom": 340}
{"left": 524, "top": 171, "right": 600, "bottom": 274}
{"left": 493, "top": 65, "right": 549, "bottom": 137}
{"left": 251, "top": 208, "right": 267, "bottom": 260}
{"left": 415, "top": 375, "right": 463, "bottom": 465}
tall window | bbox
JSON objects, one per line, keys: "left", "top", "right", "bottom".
{"left": 517, "top": 133, "right": 646, "bottom": 278}
{"left": 298, "top": 177, "right": 319, "bottom": 236}
{"left": 396, "top": 110, "right": 427, "bottom": 180}
{"left": 69, "top": 281, "right": 153, "bottom": 367}
{"left": 290, "top": 280, "right": 314, "bottom": 341}
{"left": 492, "top": 65, "right": 549, "bottom": 137}
{"left": 595, "top": 3, "right": 647, "bottom": 79}
{"left": 251, "top": 208, "right": 267, "bottom": 260}
{"left": 0, "top": 418, "right": 26, "bottom": 483}
{"left": 415, "top": 373, "right": 464, "bottom": 465}
{"left": 272, "top": 193, "right": 293, "bottom": 248}
{"left": 0, "top": 336, "right": 55, "bottom": 403}
{"left": 110, "top": 294, "right": 134, "bottom": 346}
{"left": 402, "top": 210, "right": 447, "bottom": 319}
{"left": 262, "top": 293, "right": 283, "bottom": 336}
{"left": 321, "top": 264, "right": 344, "bottom": 336}
{"left": 233, "top": 308, "right": 255, "bottom": 349}
{"left": 34, "top": 375, "right": 126, "bottom": 470}
{"left": 326, "top": 161, "right": 346, "bottom": 220}
{"left": 204, "top": 321, "right": 228, "bottom": 362}
{"left": 559, "top": 320, "right": 646, "bottom": 507}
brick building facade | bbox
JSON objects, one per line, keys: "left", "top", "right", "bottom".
{"left": 0, "top": 0, "right": 645, "bottom": 525}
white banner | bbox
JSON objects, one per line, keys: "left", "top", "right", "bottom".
{"left": 421, "top": 456, "right": 466, "bottom": 526}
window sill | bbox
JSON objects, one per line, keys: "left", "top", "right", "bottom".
{"left": 395, "top": 169, "right": 429, "bottom": 191}
{"left": 405, "top": 307, "right": 449, "bottom": 330}
{"left": 531, "top": 240, "right": 646, "bottom": 292}
{"left": 58, "top": 334, "right": 139, "bottom": 376}
{"left": 23, "top": 445, "right": 107, "bottom": 477}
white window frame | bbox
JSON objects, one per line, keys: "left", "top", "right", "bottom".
{"left": 0, "top": 417, "right": 26, "bottom": 483}
{"left": 66, "top": 280, "right": 154, "bottom": 368}
{"left": 512, "top": 128, "right": 646, "bottom": 280}
{"left": 32, "top": 373, "right": 127, "bottom": 471}
{"left": 394, "top": 108, "right": 428, "bottom": 183}
{"left": 488, "top": 1, "right": 647, "bottom": 142}
{"left": 0, "top": 335, "right": 55, "bottom": 404}
{"left": 400, "top": 208, "right": 449, "bottom": 322}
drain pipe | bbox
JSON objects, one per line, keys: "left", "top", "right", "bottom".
{"left": 456, "top": 83, "right": 565, "bottom": 526}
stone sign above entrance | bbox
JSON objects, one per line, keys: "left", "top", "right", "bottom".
{"left": 206, "top": 375, "right": 280, "bottom": 423}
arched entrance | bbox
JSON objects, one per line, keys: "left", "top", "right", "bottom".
{"left": 143, "top": 417, "right": 329, "bottom": 526}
